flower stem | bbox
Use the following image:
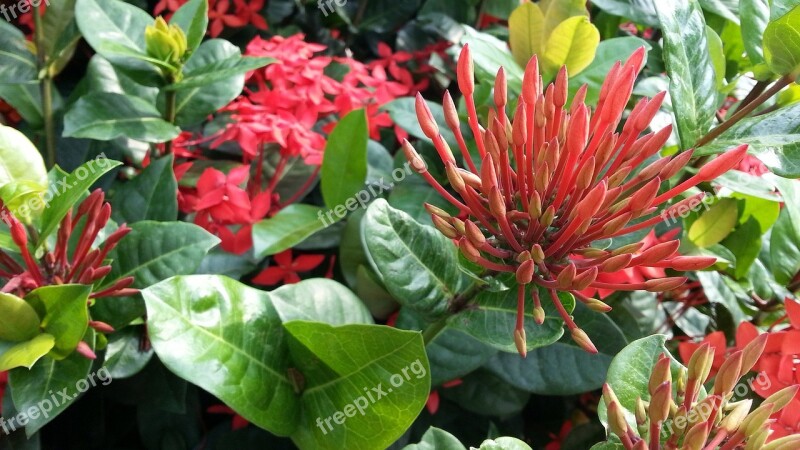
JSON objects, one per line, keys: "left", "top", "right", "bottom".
{"left": 163, "top": 90, "right": 177, "bottom": 155}
{"left": 34, "top": 5, "right": 56, "bottom": 168}
{"left": 422, "top": 318, "right": 448, "bottom": 345}
{"left": 695, "top": 75, "right": 792, "bottom": 148}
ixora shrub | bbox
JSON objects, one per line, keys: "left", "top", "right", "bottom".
{"left": 3, "top": 0, "right": 800, "bottom": 449}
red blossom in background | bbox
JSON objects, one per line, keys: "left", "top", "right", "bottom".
{"left": 153, "top": 0, "right": 267, "bottom": 36}
{"left": 207, "top": 404, "right": 250, "bottom": 431}
{"left": 251, "top": 250, "right": 326, "bottom": 286}
{"left": 0, "top": 371, "right": 6, "bottom": 413}
{"left": 407, "top": 45, "right": 747, "bottom": 355}
{"left": 544, "top": 420, "right": 573, "bottom": 450}
{"left": 424, "top": 379, "right": 462, "bottom": 415}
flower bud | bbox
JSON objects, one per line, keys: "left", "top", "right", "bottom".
{"left": 644, "top": 277, "right": 687, "bottom": 292}
{"left": 531, "top": 244, "right": 545, "bottom": 264}
{"left": 432, "top": 215, "right": 459, "bottom": 239}
{"left": 416, "top": 93, "right": 440, "bottom": 139}
{"left": 635, "top": 397, "right": 647, "bottom": 426}
{"left": 402, "top": 140, "right": 426, "bottom": 173}
{"left": 713, "top": 350, "right": 743, "bottom": 396}
{"left": 764, "top": 385, "right": 800, "bottom": 411}
{"left": 445, "top": 163, "right": 466, "bottom": 194}
{"left": 720, "top": 399, "right": 752, "bottom": 433}
{"left": 572, "top": 267, "right": 598, "bottom": 291}
{"left": 571, "top": 328, "right": 597, "bottom": 353}
{"left": 649, "top": 354, "right": 672, "bottom": 396}
{"left": 762, "top": 435, "right": 800, "bottom": 450}
{"left": 442, "top": 91, "right": 460, "bottom": 131}
{"left": 532, "top": 305, "right": 545, "bottom": 325}
{"left": 740, "top": 332, "right": 768, "bottom": 375}
{"left": 556, "top": 263, "right": 576, "bottom": 289}
{"left": 457, "top": 44, "right": 475, "bottom": 96}
{"left": 458, "top": 238, "right": 481, "bottom": 263}
{"left": 424, "top": 203, "right": 451, "bottom": 219}
{"left": 682, "top": 422, "right": 710, "bottom": 450}
{"left": 607, "top": 401, "right": 629, "bottom": 438}
{"left": 740, "top": 402, "right": 774, "bottom": 437}
{"left": 648, "top": 381, "right": 672, "bottom": 424}
{"left": 688, "top": 342, "right": 714, "bottom": 384}
{"left": 697, "top": 144, "right": 748, "bottom": 181}
{"left": 145, "top": 17, "right": 187, "bottom": 67}
{"left": 600, "top": 254, "right": 633, "bottom": 273}
{"left": 586, "top": 298, "right": 612, "bottom": 313}
{"left": 514, "top": 328, "right": 527, "bottom": 358}
{"left": 494, "top": 67, "right": 507, "bottom": 109}
{"left": 516, "top": 260, "right": 535, "bottom": 284}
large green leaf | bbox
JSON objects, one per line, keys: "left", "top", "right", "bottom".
{"left": 321, "top": 109, "right": 369, "bottom": 211}
{"left": 403, "top": 427, "right": 467, "bottom": 450}
{"left": 159, "top": 40, "right": 247, "bottom": 126}
{"left": 740, "top": 0, "right": 770, "bottom": 66}
{"left": 447, "top": 285, "right": 573, "bottom": 353}
{"left": 0, "top": 125, "right": 48, "bottom": 193}
{"left": 24, "top": 285, "right": 91, "bottom": 359}
{"left": 103, "top": 326, "right": 153, "bottom": 379}
{"left": 37, "top": 158, "right": 123, "bottom": 246}
{"left": 0, "top": 293, "right": 41, "bottom": 342}
{"left": 169, "top": 0, "right": 208, "bottom": 53}
{"left": 485, "top": 303, "right": 627, "bottom": 394}
{"left": 441, "top": 369, "right": 530, "bottom": 416}
{"left": 41, "top": 0, "right": 81, "bottom": 77}
{"left": 84, "top": 55, "right": 159, "bottom": 103}
{"left": 541, "top": 16, "right": 600, "bottom": 77}
{"left": 63, "top": 92, "right": 181, "bottom": 143}
{"left": 699, "top": 0, "right": 739, "bottom": 23}
{"left": 598, "top": 335, "right": 685, "bottom": 430}
{"left": 102, "top": 221, "right": 220, "bottom": 290}
{"left": 164, "top": 55, "right": 273, "bottom": 91}
{"left": 0, "top": 334, "right": 55, "bottom": 372}
{"left": 252, "top": 204, "right": 330, "bottom": 258}
{"left": 8, "top": 336, "right": 97, "bottom": 437}
{"left": 477, "top": 437, "right": 533, "bottom": 450}
{"left": 770, "top": 175, "right": 800, "bottom": 283}
{"left": 591, "top": 0, "right": 659, "bottom": 26}
{"left": 508, "top": 2, "right": 546, "bottom": 67}
{"left": 110, "top": 154, "right": 178, "bottom": 223}
{"left": 286, "top": 321, "right": 430, "bottom": 450}
{"left": 687, "top": 197, "right": 738, "bottom": 247}
{"left": 363, "top": 199, "right": 462, "bottom": 320}
{"left": 569, "top": 37, "right": 650, "bottom": 105}
{"left": 763, "top": 5, "right": 800, "bottom": 76}
{"left": 0, "top": 21, "right": 37, "bottom": 83}
{"left": 696, "top": 103, "right": 800, "bottom": 177}
{"left": 655, "top": 0, "right": 719, "bottom": 149}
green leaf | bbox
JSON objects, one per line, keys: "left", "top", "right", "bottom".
{"left": 75, "top": 0, "right": 162, "bottom": 78}
{"left": 722, "top": 217, "right": 762, "bottom": 279}
{"left": 0, "top": 124, "right": 48, "bottom": 193}
{"left": 485, "top": 303, "right": 627, "bottom": 395}
{"left": 403, "top": 427, "right": 467, "bottom": 450}
{"left": 477, "top": 437, "right": 533, "bottom": 450}
{"left": 655, "top": 0, "right": 719, "bottom": 149}
{"left": 41, "top": 0, "right": 81, "bottom": 77}
{"left": 591, "top": 0, "right": 659, "bottom": 26}
{"left": 769, "top": 174, "right": 800, "bottom": 283}
{"left": 164, "top": 55, "right": 273, "bottom": 91}
{"left": 363, "top": 199, "right": 462, "bottom": 321}
{"left": 169, "top": 0, "right": 208, "bottom": 53}
{"left": 0, "top": 21, "right": 37, "bottom": 83}
{"left": 270, "top": 278, "right": 374, "bottom": 326}
{"left": 84, "top": 55, "right": 159, "bottom": 103}
{"left": 37, "top": 158, "right": 123, "bottom": 246}
{"left": 569, "top": 37, "right": 650, "bottom": 105}
{"left": 598, "top": 335, "right": 685, "bottom": 429}
{"left": 252, "top": 204, "right": 330, "bottom": 258}
{"left": 0, "top": 83, "right": 44, "bottom": 128}
{"left": 103, "top": 327, "right": 153, "bottom": 379}
{"left": 706, "top": 26, "right": 726, "bottom": 90}
{"left": 447, "top": 285, "right": 573, "bottom": 353}
{"left": 0, "top": 293, "right": 42, "bottom": 342}
{"left": 541, "top": 16, "right": 600, "bottom": 77}
{"left": 63, "top": 92, "right": 181, "bottom": 143}
{"left": 24, "top": 285, "right": 91, "bottom": 359}
{"left": 508, "top": 2, "right": 546, "bottom": 67}
{"left": 740, "top": 0, "right": 770, "bottom": 66}
{"left": 443, "top": 369, "right": 530, "bottom": 416}
{"left": 696, "top": 103, "right": 800, "bottom": 177}
{"left": 159, "top": 40, "right": 247, "bottom": 126}
{"left": 764, "top": 5, "right": 800, "bottom": 75}
{"left": 8, "top": 339, "right": 97, "bottom": 437}
{"left": 383, "top": 98, "right": 460, "bottom": 149}
{"left": 103, "top": 221, "right": 220, "bottom": 290}
{"left": 0, "top": 334, "right": 55, "bottom": 372}
{"left": 388, "top": 173, "right": 458, "bottom": 227}
{"left": 321, "top": 109, "right": 369, "bottom": 210}
{"left": 698, "top": 0, "right": 739, "bottom": 23}
{"left": 696, "top": 270, "right": 747, "bottom": 323}
{"left": 110, "top": 154, "right": 178, "bottom": 223}
{"left": 286, "top": 321, "right": 430, "bottom": 450}
{"left": 687, "top": 197, "right": 738, "bottom": 247}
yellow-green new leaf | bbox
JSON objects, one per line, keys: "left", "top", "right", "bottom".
{"left": 0, "top": 293, "right": 41, "bottom": 342}
{"left": 763, "top": 5, "right": 800, "bottom": 76}
{"left": 542, "top": 16, "right": 600, "bottom": 77}
{"left": 0, "top": 125, "right": 47, "bottom": 191}
{"left": 542, "top": 0, "right": 589, "bottom": 39}
{"left": 0, "top": 334, "right": 55, "bottom": 371}
{"left": 509, "top": 2, "right": 545, "bottom": 68}
{"left": 688, "top": 198, "right": 738, "bottom": 248}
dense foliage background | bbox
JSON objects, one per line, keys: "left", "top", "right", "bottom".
{"left": 1, "top": 0, "right": 800, "bottom": 449}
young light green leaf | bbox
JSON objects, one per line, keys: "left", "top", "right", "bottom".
{"left": 252, "top": 204, "right": 330, "bottom": 258}
{"left": 321, "top": 109, "right": 368, "bottom": 211}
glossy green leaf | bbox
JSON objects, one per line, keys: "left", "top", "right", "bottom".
{"left": 508, "top": 2, "right": 546, "bottom": 67}
{"left": 321, "top": 109, "right": 369, "bottom": 210}
{"left": 0, "top": 125, "right": 48, "bottom": 194}
{"left": 764, "top": 5, "right": 800, "bottom": 76}
{"left": 8, "top": 336, "right": 96, "bottom": 437}
{"left": 655, "top": 0, "right": 719, "bottom": 149}
{"left": 41, "top": 0, "right": 80, "bottom": 77}
{"left": 286, "top": 321, "right": 430, "bottom": 450}
{"left": 716, "top": 170, "right": 780, "bottom": 201}
{"left": 478, "top": 437, "right": 533, "bottom": 450}
{"left": 0, "top": 334, "right": 55, "bottom": 372}
{"left": 63, "top": 92, "right": 181, "bottom": 143}
{"left": 0, "top": 83, "right": 44, "bottom": 128}
{"left": 164, "top": 55, "right": 272, "bottom": 91}
{"left": 485, "top": 303, "right": 627, "bottom": 395}
{"left": 541, "top": 16, "right": 600, "bottom": 76}
{"left": 363, "top": 199, "right": 462, "bottom": 321}
{"left": 110, "top": 154, "right": 178, "bottom": 223}
{"left": 442, "top": 369, "right": 530, "bottom": 416}
{"left": 103, "top": 327, "right": 154, "bottom": 379}
{"left": 0, "top": 293, "right": 41, "bottom": 342}
{"left": 722, "top": 217, "right": 762, "bottom": 279}
{"left": 252, "top": 204, "right": 330, "bottom": 258}
{"left": 740, "top": 0, "right": 770, "bottom": 66}
{"left": 103, "top": 221, "right": 220, "bottom": 290}
{"left": 687, "top": 197, "right": 738, "bottom": 247}
{"left": 159, "top": 40, "right": 247, "bottom": 126}
{"left": 569, "top": 37, "right": 650, "bottom": 104}
{"left": 447, "top": 285, "right": 573, "bottom": 353}
{"left": 403, "top": 427, "right": 467, "bottom": 450}
{"left": 591, "top": 0, "right": 659, "bottom": 26}
{"left": 25, "top": 285, "right": 91, "bottom": 359}
{"left": 598, "top": 335, "right": 685, "bottom": 429}
{"left": 696, "top": 270, "right": 747, "bottom": 323}
{"left": 696, "top": 103, "right": 800, "bottom": 177}
{"left": 706, "top": 26, "right": 726, "bottom": 89}
{"left": 770, "top": 175, "right": 800, "bottom": 283}
{"left": 37, "top": 158, "right": 123, "bottom": 246}
{"left": 0, "top": 21, "right": 37, "bottom": 83}
{"left": 84, "top": 55, "right": 159, "bottom": 103}
{"left": 699, "top": 0, "right": 739, "bottom": 23}
{"left": 169, "top": 0, "right": 208, "bottom": 53}
{"left": 270, "top": 278, "right": 373, "bottom": 325}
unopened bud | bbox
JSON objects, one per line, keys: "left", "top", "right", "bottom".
{"left": 516, "top": 260, "right": 535, "bottom": 284}
{"left": 556, "top": 264, "right": 576, "bottom": 289}
{"left": 571, "top": 328, "right": 598, "bottom": 353}
{"left": 432, "top": 215, "right": 459, "bottom": 239}
{"left": 514, "top": 328, "right": 527, "bottom": 358}
{"left": 682, "top": 422, "right": 710, "bottom": 450}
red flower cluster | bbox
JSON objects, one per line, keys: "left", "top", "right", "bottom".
{"left": 251, "top": 249, "right": 326, "bottom": 286}
{"left": 153, "top": 0, "right": 267, "bottom": 37}
{"left": 679, "top": 299, "right": 800, "bottom": 441}
{"left": 0, "top": 190, "right": 136, "bottom": 300}
{"left": 407, "top": 45, "right": 748, "bottom": 355}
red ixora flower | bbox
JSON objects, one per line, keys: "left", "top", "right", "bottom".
{"left": 406, "top": 45, "right": 748, "bottom": 355}
{"left": 0, "top": 371, "right": 7, "bottom": 413}
{"left": 0, "top": 190, "right": 136, "bottom": 302}
{"left": 251, "top": 249, "right": 326, "bottom": 286}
